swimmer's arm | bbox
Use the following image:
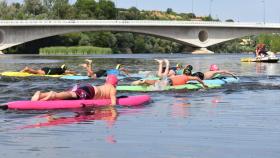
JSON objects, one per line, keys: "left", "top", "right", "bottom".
{"left": 218, "top": 70, "right": 238, "bottom": 78}
{"left": 120, "top": 67, "right": 129, "bottom": 76}
{"left": 188, "top": 76, "right": 208, "bottom": 88}
{"left": 110, "top": 88, "right": 117, "bottom": 106}
{"left": 89, "top": 74, "right": 97, "bottom": 80}
{"left": 64, "top": 70, "right": 77, "bottom": 75}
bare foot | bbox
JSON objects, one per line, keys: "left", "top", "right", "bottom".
{"left": 154, "top": 59, "right": 163, "bottom": 64}
{"left": 31, "top": 91, "right": 41, "bottom": 101}
{"left": 131, "top": 80, "right": 145, "bottom": 85}
{"left": 131, "top": 80, "right": 140, "bottom": 85}
{"left": 20, "top": 66, "right": 29, "bottom": 72}
{"left": 42, "top": 91, "right": 56, "bottom": 101}
{"left": 79, "top": 64, "right": 88, "bottom": 68}
{"left": 85, "top": 59, "right": 93, "bottom": 65}
{"left": 164, "top": 59, "right": 169, "bottom": 65}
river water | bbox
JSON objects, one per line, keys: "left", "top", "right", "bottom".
{"left": 0, "top": 54, "right": 280, "bottom": 158}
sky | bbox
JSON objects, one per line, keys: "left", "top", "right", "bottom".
{"left": 7, "top": 0, "right": 280, "bottom": 23}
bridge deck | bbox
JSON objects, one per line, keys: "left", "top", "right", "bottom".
{"left": 0, "top": 20, "right": 280, "bottom": 28}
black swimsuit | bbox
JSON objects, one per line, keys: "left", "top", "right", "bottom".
{"left": 41, "top": 67, "right": 66, "bottom": 75}
{"left": 70, "top": 84, "right": 96, "bottom": 99}
{"left": 95, "top": 70, "right": 107, "bottom": 78}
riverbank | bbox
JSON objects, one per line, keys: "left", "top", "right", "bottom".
{"left": 39, "top": 46, "right": 113, "bottom": 55}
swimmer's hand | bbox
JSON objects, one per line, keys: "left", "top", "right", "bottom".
{"left": 203, "top": 84, "right": 208, "bottom": 89}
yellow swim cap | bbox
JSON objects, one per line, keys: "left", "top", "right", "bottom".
{"left": 61, "top": 64, "right": 67, "bottom": 70}
{"left": 116, "top": 64, "right": 122, "bottom": 70}
{"left": 176, "top": 63, "right": 182, "bottom": 68}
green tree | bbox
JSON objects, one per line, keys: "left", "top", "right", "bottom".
{"left": 89, "top": 32, "right": 117, "bottom": 48}
{"left": 79, "top": 33, "right": 91, "bottom": 46}
{"left": 226, "top": 19, "right": 234, "bottom": 22}
{"left": 257, "top": 34, "right": 271, "bottom": 49}
{"left": 166, "top": 8, "right": 174, "bottom": 14}
{"left": 133, "top": 36, "right": 146, "bottom": 53}
{"left": 51, "top": 0, "right": 74, "bottom": 19}
{"left": 122, "top": 7, "right": 141, "bottom": 20}
{"left": 74, "top": 0, "right": 97, "bottom": 19}
{"left": 0, "top": 1, "right": 8, "bottom": 19}
{"left": 95, "top": 0, "right": 117, "bottom": 19}
{"left": 270, "top": 34, "right": 280, "bottom": 52}
{"left": 23, "top": 0, "right": 44, "bottom": 16}
{"left": 115, "top": 33, "right": 134, "bottom": 49}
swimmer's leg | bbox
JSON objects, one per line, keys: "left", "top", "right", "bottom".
{"left": 21, "top": 67, "right": 44, "bottom": 74}
{"left": 31, "top": 91, "right": 41, "bottom": 101}
{"left": 39, "top": 91, "right": 77, "bottom": 101}
{"left": 80, "top": 59, "right": 96, "bottom": 78}
{"left": 163, "top": 59, "right": 170, "bottom": 76}
{"left": 155, "top": 59, "right": 164, "bottom": 77}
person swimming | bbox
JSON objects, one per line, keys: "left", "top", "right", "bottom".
{"left": 31, "top": 75, "right": 118, "bottom": 106}
{"left": 191, "top": 64, "right": 237, "bottom": 80}
{"left": 169, "top": 63, "right": 184, "bottom": 75}
{"left": 81, "top": 59, "right": 129, "bottom": 79}
{"left": 20, "top": 64, "right": 76, "bottom": 75}
{"left": 131, "top": 59, "right": 208, "bottom": 89}
{"left": 106, "top": 64, "right": 129, "bottom": 76}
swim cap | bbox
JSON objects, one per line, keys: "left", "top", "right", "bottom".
{"left": 192, "top": 72, "right": 204, "bottom": 80}
{"left": 61, "top": 64, "right": 67, "bottom": 70}
{"left": 106, "top": 75, "right": 118, "bottom": 87}
{"left": 209, "top": 64, "right": 219, "bottom": 71}
{"left": 116, "top": 64, "right": 122, "bottom": 70}
{"left": 176, "top": 63, "right": 183, "bottom": 68}
{"left": 185, "top": 65, "right": 193, "bottom": 71}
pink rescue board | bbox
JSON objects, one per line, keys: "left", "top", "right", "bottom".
{"left": 6, "top": 95, "right": 151, "bottom": 110}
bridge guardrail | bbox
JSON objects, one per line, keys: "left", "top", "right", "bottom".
{"left": 0, "top": 20, "right": 280, "bottom": 28}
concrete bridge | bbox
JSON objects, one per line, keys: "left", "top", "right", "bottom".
{"left": 1, "top": 20, "right": 280, "bottom": 53}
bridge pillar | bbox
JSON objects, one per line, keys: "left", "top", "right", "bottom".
{"left": 192, "top": 47, "right": 214, "bottom": 54}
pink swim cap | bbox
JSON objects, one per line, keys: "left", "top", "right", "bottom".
{"left": 106, "top": 75, "right": 118, "bottom": 86}
{"left": 210, "top": 64, "right": 219, "bottom": 71}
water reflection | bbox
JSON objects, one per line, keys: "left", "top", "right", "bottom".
{"left": 211, "top": 96, "right": 222, "bottom": 106}
{"left": 17, "top": 107, "right": 118, "bottom": 130}
{"left": 256, "top": 62, "right": 279, "bottom": 76}
{"left": 255, "top": 63, "right": 266, "bottom": 74}
{"left": 171, "top": 97, "right": 191, "bottom": 118}
{"left": 265, "top": 63, "right": 279, "bottom": 76}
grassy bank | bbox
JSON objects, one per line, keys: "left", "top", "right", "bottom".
{"left": 39, "top": 46, "right": 113, "bottom": 55}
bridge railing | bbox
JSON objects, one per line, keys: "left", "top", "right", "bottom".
{"left": 0, "top": 20, "right": 280, "bottom": 28}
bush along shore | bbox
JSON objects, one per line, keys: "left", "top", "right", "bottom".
{"left": 39, "top": 46, "right": 113, "bottom": 55}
